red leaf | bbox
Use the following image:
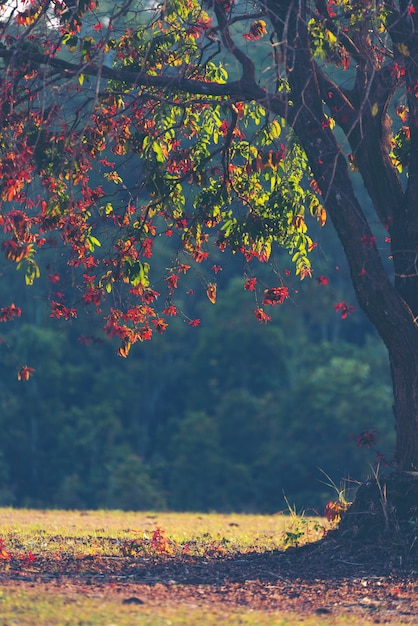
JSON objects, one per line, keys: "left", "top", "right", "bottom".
{"left": 17, "top": 366, "right": 35, "bottom": 381}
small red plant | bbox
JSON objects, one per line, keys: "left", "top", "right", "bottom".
{"left": 20, "top": 552, "right": 35, "bottom": 566}
{"left": 151, "top": 527, "right": 173, "bottom": 554}
{"left": 324, "top": 500, "right": 350, "bottom": 523}
{"left": 0, "top": 538, "right": 11, "bottom": 561}
{"left": 121, "top": 526, "right": 177, "bottom": 557}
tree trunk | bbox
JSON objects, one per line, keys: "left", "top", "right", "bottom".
{"left": 388, "top": 341, "right": 418, "bottom": 471}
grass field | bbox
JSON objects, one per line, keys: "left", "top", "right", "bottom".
{"left": 0, "top": 508, "right": 416, "bottom": 625}
{"left": 0, "top": 507, "right": 314, "bottom": 551}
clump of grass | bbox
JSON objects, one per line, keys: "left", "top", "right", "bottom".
{"left": 319, "top": 470, "right": 355, "bottom": 525}
{"left": 280, "top": 496, "right": 327, "bottom": 549}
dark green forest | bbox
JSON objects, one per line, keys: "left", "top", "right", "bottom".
{"left": 0, "top": 0, "right": 400, "bottom": 515}
{"left": 0, "top": 213, "right": 394, "bottom": 513}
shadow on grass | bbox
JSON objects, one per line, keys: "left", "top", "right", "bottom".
{"left": 3, "top": 531, "right": 418, "bottom": 588}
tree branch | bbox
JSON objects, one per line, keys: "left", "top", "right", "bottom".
{"left": 0, "top": 47, "right": 281, "bottom": 108}
{"left": 212, "top": 0, "right": 256, "bottom": 82}
{"left": 341, "top": 67, "right": 404, "bottom": 231}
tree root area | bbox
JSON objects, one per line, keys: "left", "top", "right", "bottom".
{"left": 337, "top": 471, "right": 418, "bottom": 552}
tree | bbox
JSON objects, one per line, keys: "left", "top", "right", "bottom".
{"left": 0, "top": 0, "right": 417, "bottom": 535}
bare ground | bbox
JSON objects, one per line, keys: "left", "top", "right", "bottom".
{"left": 1, "top": 532, "right": 418, "bottom": 623}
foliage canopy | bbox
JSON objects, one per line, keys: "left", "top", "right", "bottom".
{"left": 1, "top": 0, "right": 418, "bottom": 473}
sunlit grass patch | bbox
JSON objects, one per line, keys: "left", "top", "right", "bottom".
{"left": 0, "top": 508, "right": 327, "bottom": 559}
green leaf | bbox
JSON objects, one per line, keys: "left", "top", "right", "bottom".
{"left": 152, "top": 142, "right": 165, "bottom": 163}
{"left": 24, "top": 261, "right": 40, "bottom": 286}
{"left": 86, "top": 235, "right": 101, "bottom": 251}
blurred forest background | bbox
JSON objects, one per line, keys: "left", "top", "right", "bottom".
{"left": 0, "top": 0, "right": 395, "bottom": 514}
{"left": 0, "top": 202, "right": 394, "bottom": 513}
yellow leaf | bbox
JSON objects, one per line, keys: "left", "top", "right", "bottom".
{"left": 397, "top": 43, "right": 410, "bottom": 56}
{"left": 270, "top": 119, "right": 281, "bottom": 139}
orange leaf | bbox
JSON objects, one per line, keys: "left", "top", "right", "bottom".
{"left": 317, "top": 206, "right": 327, "bottom": 226}
{"left": 118, "top": 339, "right": 131, "bottom": 358}
{"left": 206, "top": 282, "right": 217, "bottom": 304}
